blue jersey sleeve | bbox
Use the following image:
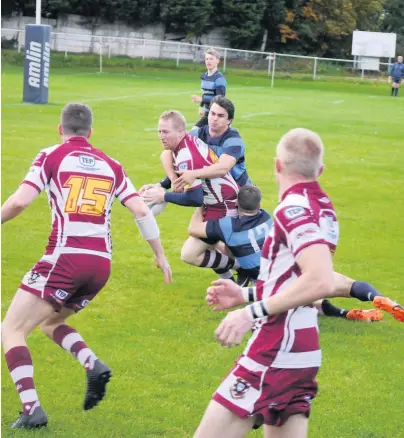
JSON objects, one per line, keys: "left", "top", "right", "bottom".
{"left": 206, "top": 219, "right": 225, "bottom": 242}
{"left": 164, "top": 187, "right": 204, "bottom": 207}
{"left": 189, "top": 127, "right": 200, "bottom": 137}
{"left": 222, "top": 136, "right": 245, "bottom": 161}
{"left": 215, "top": 76, "right": 227, "bottom": 96}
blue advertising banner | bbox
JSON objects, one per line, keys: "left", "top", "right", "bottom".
{"left": 23, "top": 25, "right": 51, "bottom": 104}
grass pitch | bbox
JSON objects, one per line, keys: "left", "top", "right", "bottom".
{"left": 1, "top": 63, "right": 404, "bottom": 437}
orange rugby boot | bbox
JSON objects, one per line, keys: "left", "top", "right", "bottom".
{"left": 373, "top": 296, "right": 404, "bottom": 322}
{"left": 346, "top": 308, "right": 384, "bottom": 322}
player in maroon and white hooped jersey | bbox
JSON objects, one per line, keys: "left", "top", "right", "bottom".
{"left": 1, "top": 104, "right": 171, "bottom": 429}
{"left": 142, "top": 110, "right": 241, "bottom": 281}
{"left": 194, "top": 129, "right": 338, "bottom": 438}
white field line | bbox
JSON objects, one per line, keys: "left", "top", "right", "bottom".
{"left": 242, "top": 112, "right": 273, "bottom": 119}
{"left": 332, "top": 100, "right": 344, "bottom": 104}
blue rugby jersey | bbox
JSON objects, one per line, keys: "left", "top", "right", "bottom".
{"left": 206, "top": 210, "right": 273, "bottom": 280}
{"left": 200, "top": 71, "right": 227, "bottom": 115}
{"left": 390, "top": 62, "right": 404, "bottom": 78}
{"left": 190, "top": 125, "right": 251, "bottom": 186}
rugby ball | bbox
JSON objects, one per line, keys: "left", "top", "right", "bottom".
{"left": 149, "top": 201, "right": 168, "bottom": 217}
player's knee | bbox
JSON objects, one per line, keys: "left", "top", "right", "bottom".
{"left": 180, "top": 245, "right": 195, "bottom": 264}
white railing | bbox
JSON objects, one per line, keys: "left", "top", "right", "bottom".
{"left": 1, "top": 28, "right": 393, "bottom": 84}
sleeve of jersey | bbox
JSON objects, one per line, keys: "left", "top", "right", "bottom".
{"left": 22, "top": 151, "right": 49, "bottom": 193}
{"left": 206, "top": 220, "right": 225, "bottom": 242}
{"left": 222, "top": 137, "right": 244, "bottom": 161}
{"left": 115, "top": 170, "right": 139, "bottom": 205}
{"left": 215, "top": 77, "right": 227, "bottom": 96}
{"left": 275, "top": 205, "right": 326, "bottom": 258}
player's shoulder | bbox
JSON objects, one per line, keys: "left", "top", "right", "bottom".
{"left": 274, "top": 194, "right": 311, "bottom": 224}
{"left": 223, "top": 128, "right": 243, "bottom": 143}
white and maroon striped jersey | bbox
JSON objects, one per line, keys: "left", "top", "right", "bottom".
{"left": 247, "top": 182, "right": 339, "bottom": 369}
{"left": 173, "top": 134, "right": 239, "bottom": 218}
{"left": 22, "top": 136, "right": 138, "bottom": 259}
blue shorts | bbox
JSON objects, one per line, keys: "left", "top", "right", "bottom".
{"left": 392, "top": 77, "right": 402, "bottom": 84}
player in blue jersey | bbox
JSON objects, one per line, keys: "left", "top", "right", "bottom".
{"left": 192, "top": 48, "right": 227, "bottom": 128}
{"left": 188, "top": 185, "right": 271, "bottom": 286}
{"left": 190, "top": 185, "right": 401, "bottom": 322}
{"left": 388, "top": 56, "right": 404, "bottom": 97}
{"left": 162, "top": 96, "right": 251, "bottom": 192}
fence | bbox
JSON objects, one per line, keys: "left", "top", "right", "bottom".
{"left": 1, "top": 28, "right": 394, "bottom": 84}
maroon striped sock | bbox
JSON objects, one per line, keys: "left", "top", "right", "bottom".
{"left": 5, "top": 346, "right": 40, "bottom": 415}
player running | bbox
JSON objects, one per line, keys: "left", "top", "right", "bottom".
{"left": 1, "top": 103, "right": 172, "bottom": 429}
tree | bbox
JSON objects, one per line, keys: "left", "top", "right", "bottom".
{"left": 212, "top": 0, "right": 268, "bottom": 49}
{"left": 160, "top": 0, "right": 213, "bottom": 39}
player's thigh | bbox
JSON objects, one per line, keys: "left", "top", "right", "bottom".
{"left": 194, "top": 400, "right": 255, "bottom": 438}
{"left": 264, "top": 414, "right": 308, "bottom": 438}
{"left": 181, "top": 236, "right": 210, "bottom": 258}
{"left": 2, "top": 288, "right": 55, "bottom": 335}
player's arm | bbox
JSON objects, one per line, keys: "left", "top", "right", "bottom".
{"left": 160, "top": 150, "right": 178, "bottom": 183}
{"left": 1, "top": 184, "right": 40, "bottom": 224}
{"left": 124, "top": 196, "right": 172, "bottom": 284}
{"left": 215, "top": 76, "right": 227, "bottom": 97}
{"left": 256, "top": 244, "right": 334, "bottom": 316}
{"left": 142, "top": 184, "right": 204, "bottom": 207}
{"left": 174, "top": 154, "right": 236, "bottom": 191}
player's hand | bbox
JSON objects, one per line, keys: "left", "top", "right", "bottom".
{"left": 388, "top": 76, "right": 392, "bottom": 84}
{"left": 139, "top": 183, "right": 158, "bottom": 195}
{"left": 206, "top": 279, "right": 245, "bottom": 311}
{"left": 198, "top": 107, "right": 205, "bottom": 117}
{"left": 173, "top": 170, "right": 197, "bottom": 192}
{"left": 215, "top": 308, "right": 253, "bottom": 348}
{"left": 192, "top": 95, "right": 202, "bottom": 103}
{"left": 155, "top": 254, "right": 172, "bottom": 284}
{"left": 141, "top": 187, "right": 165, "bottom": 205}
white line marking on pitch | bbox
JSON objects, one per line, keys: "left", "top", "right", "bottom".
{"left": 332, "top": 100, "right": 344, "bottom": 104}
{"left": 242, "top": 112, "right": 273, "bottom": 119}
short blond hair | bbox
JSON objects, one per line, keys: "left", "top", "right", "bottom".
{"left": 205, "top": 48, "right": 220, "bottom": 59}
{"left": 159, "top": 110, "right": 187, "bottom": 131}
{"left": 276, "top": 128, "right": 324, "bottom": 178}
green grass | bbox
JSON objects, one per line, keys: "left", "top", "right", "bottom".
{"left": 2, "top": 65, "right": 404, "bottom": 437}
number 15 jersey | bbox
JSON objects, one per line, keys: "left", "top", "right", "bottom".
{"left": 22, "top": 136, "right": 138, "bottom": 259}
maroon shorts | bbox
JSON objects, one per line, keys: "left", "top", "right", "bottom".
{"left": 213, "top": 356, "right": 318, "bottom": 428}
{"left": 20, "top": 253, "right": 111, "bottom": 312}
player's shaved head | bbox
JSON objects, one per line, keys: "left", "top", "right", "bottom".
{"left": 398, "top": 56, "right": 403, "bottom": 62}
{"left": 61, "top": 103, "right": 92, "bottom": 136}
{"left": 276, "top": 128, "right": 324, "bottom": 179}
{"left": 159, "top": 110, "right": 187, "bottom": 132}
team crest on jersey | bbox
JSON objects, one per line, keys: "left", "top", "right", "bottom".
{"left": 178, "top": 162, "right": 188, "bottom": 171}
{"left": 230, "top": 378, "right": 251, "bottom": 399}
{"left": 284, "top": 206, "right": 305, "bottom": 220}
{"left": 27, "top": 272, "right": 41, "bottom": 284}
{"left": 79, "top": 155, "right": 96, "bottom": 167}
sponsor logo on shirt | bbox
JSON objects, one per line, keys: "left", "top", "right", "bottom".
{"left": 79, "top": 155, "right": 96, "bottom": 167}
{"left": 178, "top": 162, "right": 188, "bottom": 170}
{"left": 284, "top": 206, "right": 305, "bottom": 220}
